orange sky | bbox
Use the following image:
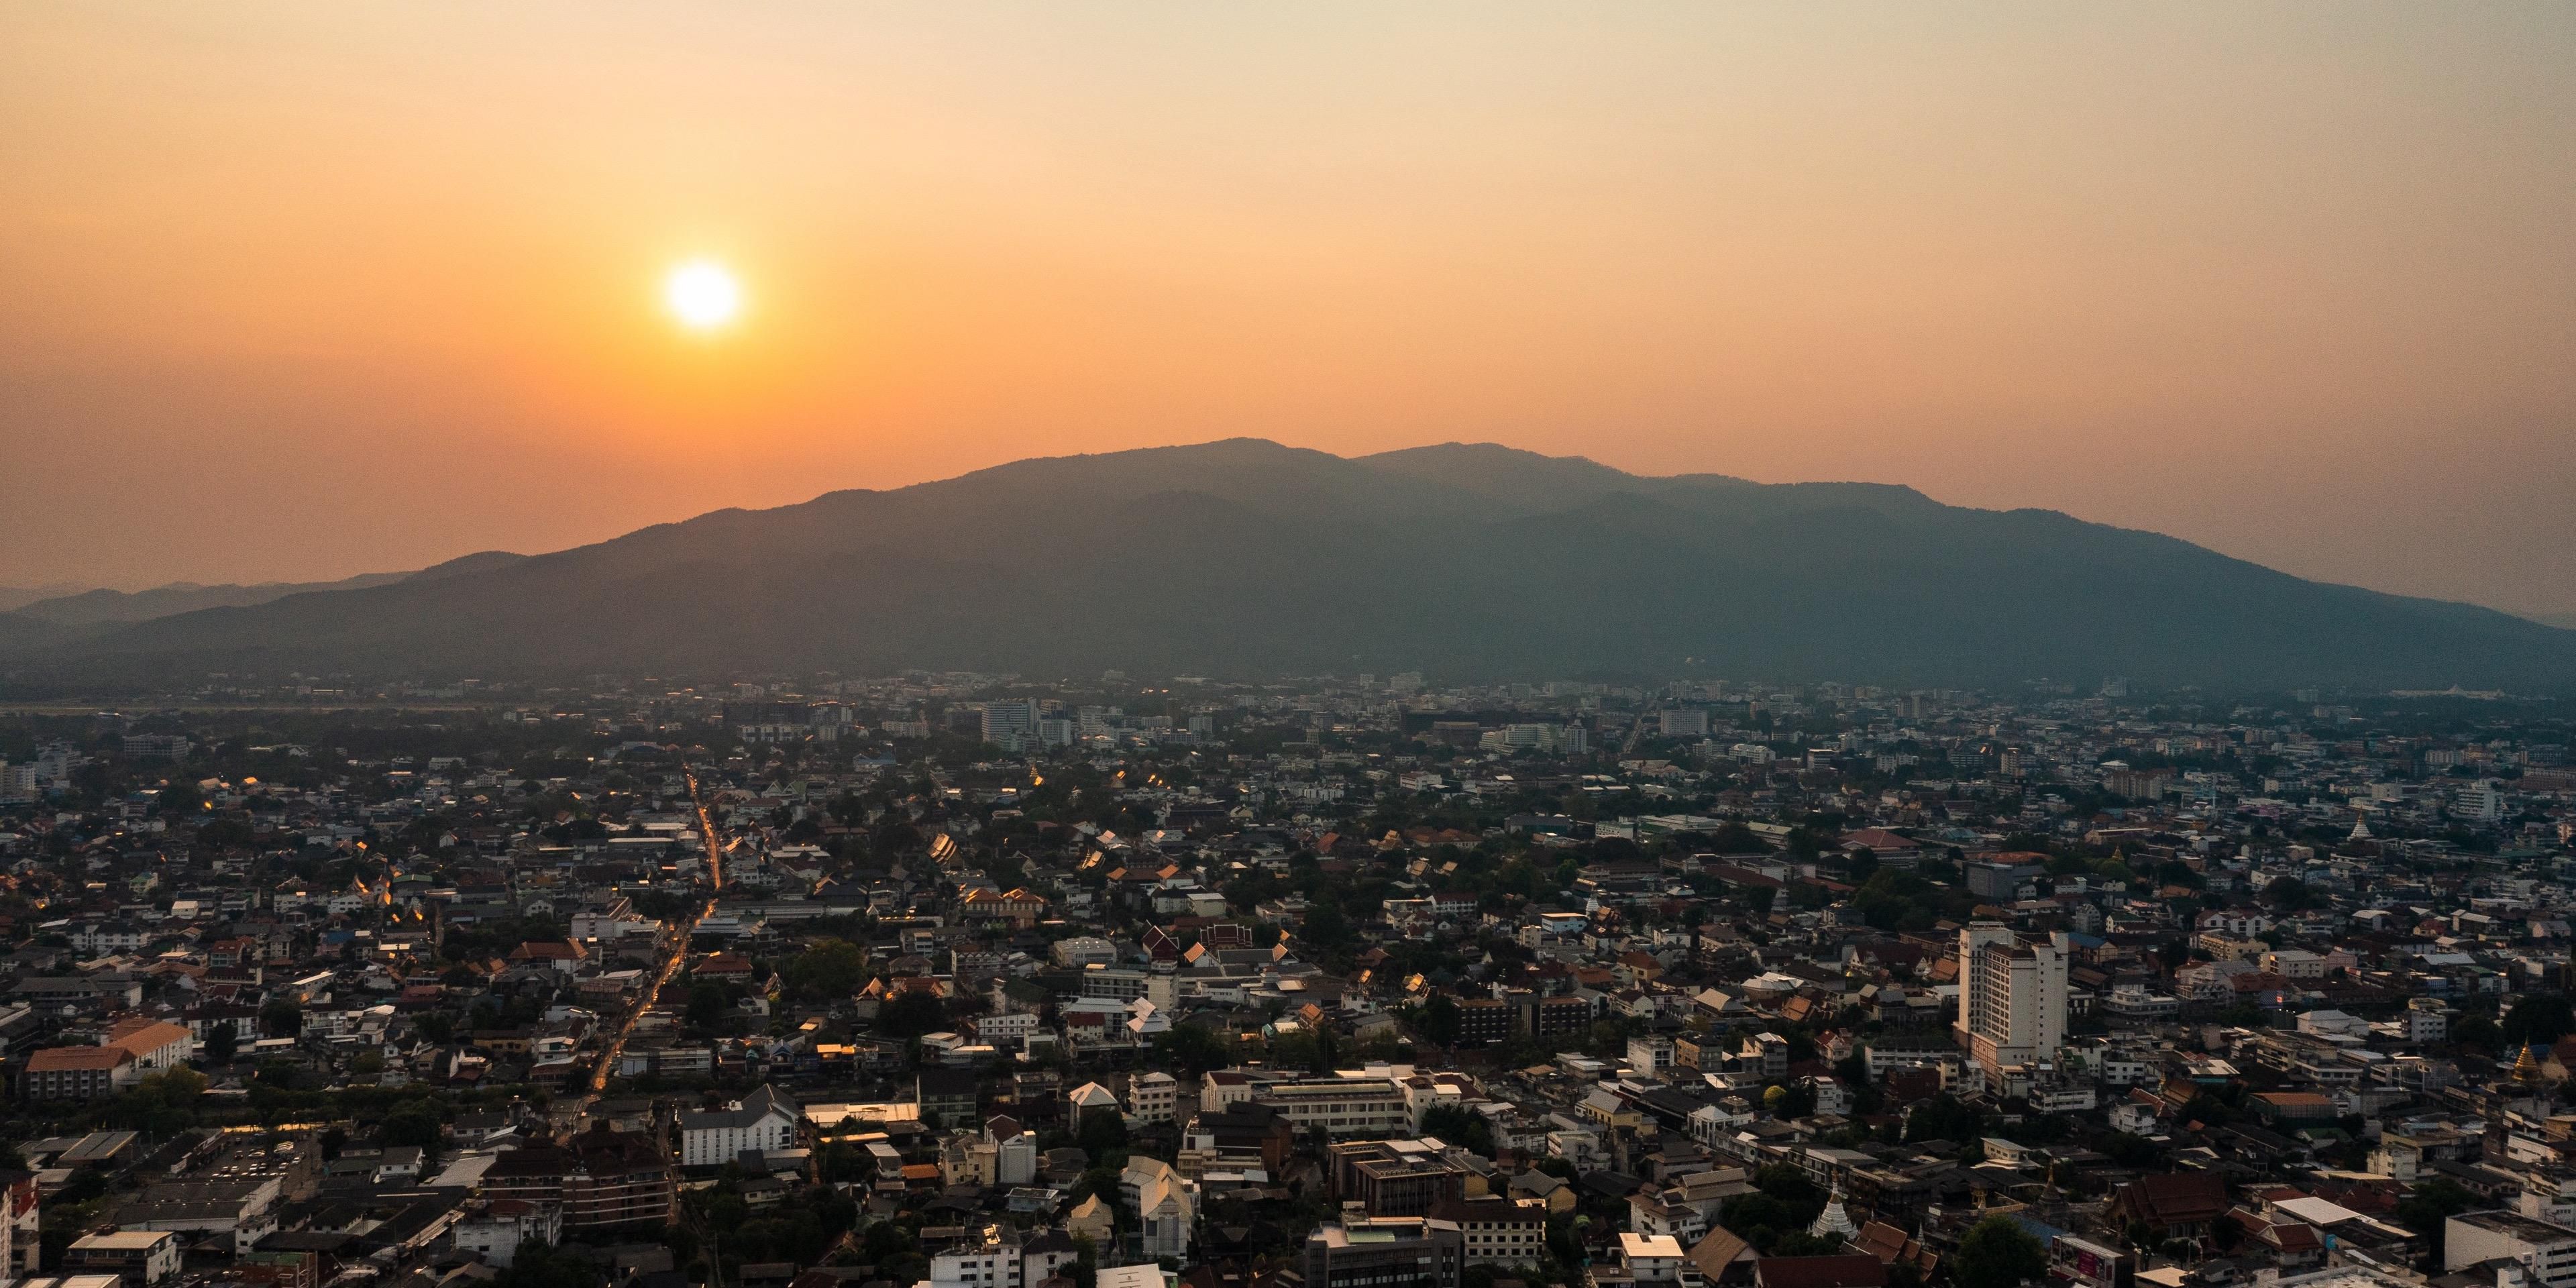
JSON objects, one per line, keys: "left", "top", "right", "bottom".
{"left": 3, "top": 5, "right": 2572, "bottom": 616}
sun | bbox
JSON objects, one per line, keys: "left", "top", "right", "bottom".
{"left": 663, "top": 259, "right": 743, "bottom": 331}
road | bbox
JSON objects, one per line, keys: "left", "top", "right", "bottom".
{"left": 570, "top": 765, "right": 730, "bottom": 1113}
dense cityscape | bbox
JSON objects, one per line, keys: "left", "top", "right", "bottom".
{"left": 0, "top": 672, "right": 2569, "bottom": 1288}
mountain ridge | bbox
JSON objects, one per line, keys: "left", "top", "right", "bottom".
{"left": 4, "top": 441, "right": 2569, "bottom": 692}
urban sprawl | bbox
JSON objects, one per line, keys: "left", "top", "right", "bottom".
{"left": 0, "top": 672, "right": 2572, "bottom": 1288}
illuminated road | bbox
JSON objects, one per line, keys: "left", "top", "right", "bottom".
{"left": 688, "top": 767, "right": 726, "bottom": 893}
{"left": 573, "top": 765, "right": 728, "bottom": 1107}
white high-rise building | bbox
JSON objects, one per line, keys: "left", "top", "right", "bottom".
{"left": 1658, "top": 708, "right": 1711, "bottom": 738}
{"left": 2454, "top": 782, "right": 2506, "bottom": 823}
{"left": 1955, "top": 923, "right": 2070, "bottom": 1077}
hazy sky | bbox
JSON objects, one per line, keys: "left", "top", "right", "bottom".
{"left": 4, "top": 5, "right": 2572, "bottom": 617}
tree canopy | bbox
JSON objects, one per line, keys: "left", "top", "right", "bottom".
{"left": 1951, "top": 1214, "right": 2047, "bottom": 1288}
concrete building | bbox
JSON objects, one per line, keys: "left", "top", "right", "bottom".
{"left": 1216, "top": 1073, "right": 1409, "bottom": 1136}
{"left": 986, "top": 1116, "right": 1037, "bottom": 1186}
{"left": 449, "top": 1199, "right": 561, "bottom": 1269}
{"left": 1432, "top": 1195, "right": 1548, "bottom": 1267}
{"left": 111, "top": 1175, "right": 282, "bottom": 1255}
{"left": 101, "top": 1020, "right": 194, "bottom": 1073}
{"left": 1130, "top": 1071, "right": 1179, "bottom": 1125}
{"left": 65, "top": 1232, "right": 181, "bottom": 1287}
{"left": 1097, "top": 1267, "right": 1168, "bottom": 1288}
{"left": 480, "top": 1126, "right": 676, "bottom": 1234}
{"left": 1955, "top": 923, "right": 2069, "bottom": 1077}
{"left": 926, "top": 1227, "right": 1079, "bottom": 1288}
{"left": 1122, "top": 1157, "right": 1197, "bottom": 1259}
{"left": 1303, "top": 1219, "right": 1464, "bottom": 1288}
{"left": 2446, "top": 1212, "right": 2576, "bottom": 1288}
{"left": 1330, "top": 1140, "right": 1470, "bottom": 1217}
{"left": 680, "top": 1085, "right": 800, "bottom": 1168}
{"left": 23, "top": 1047, "right": 140, "bottom": 1102}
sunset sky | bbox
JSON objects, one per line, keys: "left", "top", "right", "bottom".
{"left": 4, "top": 5, "right": 2571, "bottom": 618}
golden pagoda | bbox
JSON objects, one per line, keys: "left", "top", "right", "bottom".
{"left": 2510, "top": 1041, "right": 2547, "bottom": 1087}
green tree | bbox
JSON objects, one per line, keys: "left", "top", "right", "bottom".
{"left": 688, "top": 981, "right": 733, "bottom": 1030}
{"left": 2261, "top": 878, "right": 2318, "bottom": 912}
{"left": 493, "top": 1240, "right": 605, "bottom": 1288}
{"left": 1077, "top": 1106, "right": 1129, "bottom": 1155}
{"left": 1419, "top": 1104, "right": 1495, "bottom": 1157}
{"left": 155, "top": 780, "right": 204, "bottom": 817}
{"left": 262, "top": 1000, "right": 303, "bottom": 1038}
{"left": 1301, "top": 902, "right": 1355, "bottom": 953}
{"left": 2502, "top": 997, "right": 2575, "bottom": 1048}
{"left": 382, "top": 1098, "right": 445, "bottom": 1148}
{"left": 109, "top": 1067, "right": 209, "bottom": 1135}
{"left": 2453, "top": 1012, "right": 2502, "bottom": 1054}
{"left": 878, "top": 989, "right": 950, "bottom": 1038}
{"left": 1415, "top": 996, "right": 1463, "bottom": 1049}
{"left": 2395, "top": 1178, "right": 2477, "bottom": 1263}
{"left": 1903, "top": 1093, "right": 1986, "bottom": 1146}
{"left": 203, "top": 1022, "right": 238, "bottom": 1065}
{"left": 1951, "top": 1214, "right": 2047, "bottom": 1288}
{"left": 1150, "top": 1023, "right": 1231, "bottom": 1075}
{"left": 784, "top": 939, "right": 867, "bottom": 999}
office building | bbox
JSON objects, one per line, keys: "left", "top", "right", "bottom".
{"left": 1956, "top": 923, "right": 2069, "bottom": 1077}
{"left": 1303, "top": 1219, "right": 1464, "bottom": 1288}
{"left": 2446, "top": 1212, "right": 2576, "bottom": 1288}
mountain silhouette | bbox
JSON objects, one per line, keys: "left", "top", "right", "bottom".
{"left": 7, "top": 441, "right": 2571, "bottom": 692}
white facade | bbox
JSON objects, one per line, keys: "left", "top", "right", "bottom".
{"left": 680, "top": 1085, "right": 800, "bottom": 1168}
{"left": 451, "top": 1201, "right": 561, "bottom": 1269}
{"left": 1122, "top": 1158, "right": 1197, "bottom": 1260}
{"left": 1130, "top": 1071, "right": 1179, "bottom": 1124}
{"left": 923, "top": 1228, "right": 1080, "bottom": 1288}
{"left": 1956, "top": 923, "right": 2068, "bottom": 1077}
{"left": 1248, "top": 1077, "right": 1407, "bottom": 1136}
{"left": 2408, "top": 998, "right": 2449, "bottom": 1043}
{"left": 2447, "top": 1212, "right": 2576, "bottom": 1288}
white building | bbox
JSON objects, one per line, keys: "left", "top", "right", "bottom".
{"left": 451, "top": 1199, "right": 561, "bottom": 1269}
{"left": 680, "top": 1084, "right": 800, "bottom": 1168}
{"left": 926, "top": 1228, "right": 1080, "bottom": 1288}
{"left": 1956, "top": 923, "right": 2069, "bottom": 1078}
{"left": 1122, "top": 1158, "right": 1197, "bottom": 1260}
{"left": 65, "top": 1232, "right": 182, "bottom": 1287}
{"left": 2446, "top": 1212, "right": 2576, "bottom": 1288}
{"left": 1626, "top": 1036, "right": 1674, "bottom": 1075}
{"left": 1097, "top": 1267, "right": 1169, "bottom": 1288}
{"left": 1051, "top": 937, "right": 1118, "bottom": 968}
{"left": 1244, "top": 1075, "right": 1408, "bottom": 1136}
{"left": 2408, "top": 998, "right": 2449, "bottom": 1044}
{"left": 1130, "top": 1071, "right": 1179, "bottom": 1125}
{"left": 1616, "top": 1233, "right": 1688, "bottom": 1283}
{"left": 987, "top": 1116, "right": 1038, "bottom": 1186}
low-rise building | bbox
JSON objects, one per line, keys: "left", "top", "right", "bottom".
{"left": 65, "top": 1231, "right": 182, "bottom": 1286}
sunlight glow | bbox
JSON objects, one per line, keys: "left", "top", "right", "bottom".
{"left": 663, "top": 260, "right": 743, "bottom": 331}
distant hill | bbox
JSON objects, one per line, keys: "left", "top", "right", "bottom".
{"left": 7, "top": 441, "right": 2573, "bottom": 692}
{"left": 0, "top": 583, "right": 88, "bottom": 614}
{"left": 0, "top": 551, "right": 529, "bottom": 662}
{"left": 13, "top": 574, "right": 409, "bottom": 627}
{"left": 3, "top": 551, "right": 529, "bottom": 628}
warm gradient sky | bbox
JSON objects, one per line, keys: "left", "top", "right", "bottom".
{"left": 5, "top": 5, "right": 2573, "bottom": 617}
